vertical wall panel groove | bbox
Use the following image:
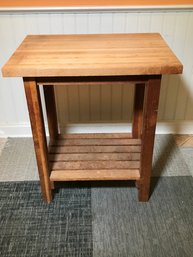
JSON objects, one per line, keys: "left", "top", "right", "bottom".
{"left": 0, "top": 10, "right": 193, "bottom": 136}
{"left": 174, "top": 12, "right": 191, "bottom": 120}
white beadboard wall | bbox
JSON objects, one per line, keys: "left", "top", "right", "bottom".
{"left": 0, "top": 9, "right": 193, "bottom": 136}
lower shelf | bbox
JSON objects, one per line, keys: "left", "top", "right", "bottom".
{"left": 50, "top": 169, "right": 140, "bottom": 181}
{"left": 49, "top": 133, "right": 141, "bottom": 181}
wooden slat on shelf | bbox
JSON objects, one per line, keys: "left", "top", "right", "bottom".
{"left": 51, "top": 160, "right": 140, "bottom": 170}
{"left": 49, "top": 134, "right": 141, "bottom": 153}
{"left": 49, "top": 133, "right": 141, "bottom": 181}
{"left": 49, "top": 145, "right": 141, "bottom": 153}
{"left": 51, "top": 138, "right": 141, "bottom": 146}
{"left": 49, "top": 152, "right": 140, "bottom": 161}
{"left": 50, "top": 169, "right": 140, "bottom": 181}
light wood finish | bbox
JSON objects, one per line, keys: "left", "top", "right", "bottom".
{"left": 138, "top": 76, "right": 161, "bottom": 201}
{"left": 1, "top": 0, "right": 193, "bottom": 7}
{"left": 49, "top": 145, "right": 141, "bottom": 153}
{"left": 132, "top": 83, "right": 145, "bottom": 138}
{"left": 51, "top": 138, "right": 141, "bottom": 146}
{"left": 49, "top": 152, "right": 140, "bottom": 161}
{"left": 49, "top": 133, "right": 141, "bottom": 182}
{"left": 23, "top": 78, "right": 52, "bottom": 203}
{"left": 52, "top": 160, "right": 140, "bottom": 170}
{"left": 50, "top": 169, "right": 140, "bottom": 182}
{"left": 43, "top": 85, "right": 58, "bottom": 141}
{"left": 2, "top": 34, "right": 182, "bottom": 78}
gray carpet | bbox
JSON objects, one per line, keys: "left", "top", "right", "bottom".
{"left": 0, "top": 182, "right": 92, "bottom": 257}
{"left": 180, "top": 147, "right": 193, "bottom": 177}
{"left": 153, "top": 134, "right": 190, "bottom": 176}
{"left": 92, "top": 177, "right": 193, "bottom": 257}
{"left": 0, "top": 138, "right": 39, "bottom": 181}
{"left": 0, "top": 138, "right": 7, "bottom": 156}
{"left": 0, "top": 178, "right": 192, "bottom": 257}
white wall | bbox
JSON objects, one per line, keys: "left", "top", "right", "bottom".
{"left": 0, "top": 8, "right": 193, "bottom": 136}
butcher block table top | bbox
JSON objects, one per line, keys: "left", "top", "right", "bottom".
{"left": 2, "top": 33, "right": 182, "bottom": 77}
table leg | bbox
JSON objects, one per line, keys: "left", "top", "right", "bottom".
{"left": 132, "top": 83, "right": 145, "bottom": 138}
{"left": 43, "top": 85, "right": 58, "bottom": 190}
{"left": 138, "top": 76, "right": 161, "bottom": 201}
{"left": 24, "top": 78, "right": 53, "bottom": 203}
{"left": 43, "top": 85, "right": 58, "bottom": 141}
{"left": 132, "top": 83, "right": 145, "bottom": 191}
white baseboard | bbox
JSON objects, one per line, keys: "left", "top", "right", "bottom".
{"left": 0, "top": 121, "right": 193, "bottom": 137}
{"left": 0, "top": 123, "right": 33, "bottom": 137}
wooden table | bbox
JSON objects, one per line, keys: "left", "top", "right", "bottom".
{"left": 2, "top": 33, "right": 183, "bottom": 203}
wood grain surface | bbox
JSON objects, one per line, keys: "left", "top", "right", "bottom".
{"left": 50, "top": 169, "right": 140, "bottom": 181}
{"left": 23, "top": 78, "right": 53, "bottom": 203}
{"left": 138, "top": 77, "right": 161, "bottom": 201}
{"left": 49, "top": 133, "right": 141, "bottom": 181}
{"left": 2, "top": 33, "right": 183, "bottom": 77}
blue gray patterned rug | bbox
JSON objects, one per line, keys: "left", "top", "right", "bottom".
{"left": 0, "top": 182, "right": 92, "bottom": 257}
{"left": 92, "top": 177, "right": 193, "bottom": 257}
{"left": 0, "top": 177, "right": 193, "bottom": 257}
